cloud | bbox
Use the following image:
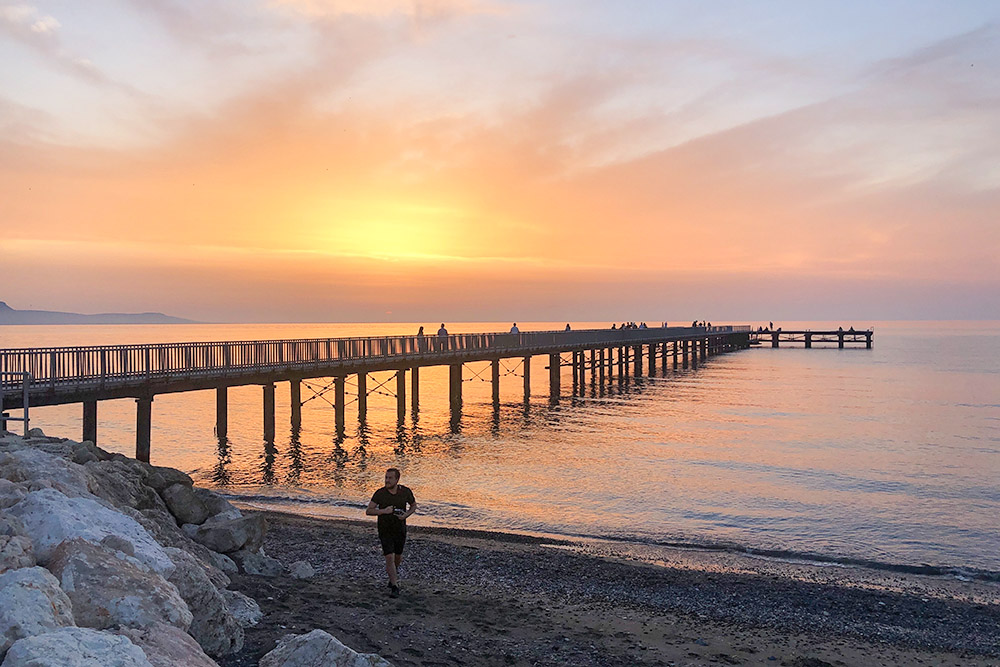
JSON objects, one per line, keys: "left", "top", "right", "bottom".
{"left": 269, "top": 0, "right": 507, "bottom": 19}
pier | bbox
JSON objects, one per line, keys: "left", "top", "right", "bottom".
{"left": 0, "top": 326, "right": 751, "bottom": 460}
{"left": 749, "top": 328, "right": 873, "bottom": 349}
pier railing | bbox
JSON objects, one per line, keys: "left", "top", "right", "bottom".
{"left": 0, "top": 326, "right": 747, "bottom": 392}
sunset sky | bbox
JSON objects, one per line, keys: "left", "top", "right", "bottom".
{"left": 2, "top": 1, "right": 998, "bottom": 322}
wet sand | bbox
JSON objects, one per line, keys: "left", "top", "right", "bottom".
{"left": 219, "top": 511, "right": 999, "bottom": 666}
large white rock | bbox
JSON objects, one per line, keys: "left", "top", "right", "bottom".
{"left": 163, "top": 547, "right": 243, "bottom": 657}
{"left": 220, "top": 589, "right": 262, "bottom": 627}
{"left": 192, "top": 488, "right": 241, "bottom": 521}
{"left": 114, "top": 622, "right": 219, "bottom": 667}
{"left": 1, "top": 627, "right": 153, "bottom": 667}
{"left": 7, "top": 488, "right": 174, "bottom": 576}
{"left": 0, "top": 480, "right": 27, "bottom": 510}
{"left": 0, "top": 449, "right": 95, "bottom": 499}
{"left": 0, "top": 566, "right": 75, "bottom": 659}
{"left": 0, "top": 535, "right": 35, "bottom": 574}
{"left": 259, "top": 629, "right": 392, "bottom": 667}
{"left": 46, "top": 539, "right": 192, "bottom": 632}
{"left": 126, "top": 508, "right": 230, "bottom": 589}
{"left": 83, "top": 460, "right": 167, "bottom": 514}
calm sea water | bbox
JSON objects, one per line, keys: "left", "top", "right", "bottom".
{"left": 2, "top": 321, "right": 998, "bottom": 574}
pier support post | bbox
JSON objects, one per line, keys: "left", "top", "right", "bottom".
{"left": 661, "top": 342, "right": 668, "bottom": 372}
{"left": 396, "top": 369, "right": 406, "bottom": 422}
{"left": 215, "top": 387, "right": 227, "bottom": 439}
{"left": 522, "top": 357, "right": 531, "bottom": 402}
{"left": 571, "top": 352, "right": 579, "bottom": 393}
{"left": 618, "top": 347, "right": 625, "bottom": 381}
{"left": 683, "top": 340, "right": 690, "bottom": 368}
{"left": 491, "top": 359, "right": 500, "bottom": 407}
{"left": 411, "top": 367, "right": 419, "bottom": 415}
{"left": 135, "top": 397, "right": 152, "bottom": 463}
{"left": 673, "top": 342, "right": 678, "bottom": 369}
{"left": 449, "top": 364, "right": 463, "bottom": 411}
{"left": 549, "top": 353, "right": 560, "bottom": 402}
{"left": 83, "top": 400, "right": 97, "bottom": 445}
{"left": 357, "top": 373, "right": 367, "bottom": 421}
{"left": 772, "top": 332, "right": 779, "bottom": 348}
{"left": 805, "top": 333, "right": 812, "bottom": 349}
{"left": 263, "top": 383, "right": 275, "bottom": 442}
{"left": 334, "top": 377, "right": 345, "bottom": 435}
{"left": 838, "top": 333, "right": 844, "bottom": 349}
{"left": 866, "top": 332, "right": 872, "bottom": 349}
{"left": 589, "top": 349, "right": 596, "bottom": 386}
{"left": 290, "top": 379, "right": 301, "bottom": 429}
{"left": 700, "top": 339, "right": 707, "bottom": 361}
{"left": 630, "top": 346, "right": 640, "bottom": 377}
{"left": 598, "top": 349, "right": 606, "bottom": 384}
{"left": 648, "top": 345, "right": 656, "bottom": 376}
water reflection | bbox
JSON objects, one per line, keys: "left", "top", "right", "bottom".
{"left": 212, "top": 436, "right": 232, "bottom": 486}
{"left": 285, "top": 425, "right": 305, "bottom": 485}
{"left": 260, "top": 438, "right": 278, "bottom": 485}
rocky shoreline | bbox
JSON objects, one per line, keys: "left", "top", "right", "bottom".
{"left": 3, "top": 429, "right": 999, "bottom": 666}
{"left": 0, "top": 429, "right": 386, "bottom": 666}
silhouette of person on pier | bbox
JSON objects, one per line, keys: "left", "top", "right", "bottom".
{"left": 510, "top": 323, "right": 520, "bottom": 333}
{"left": 437, "top": 324, "right": 448, "bottom": 336}
{"left": 564, "top": 323, "right": 571, "bottom": 331}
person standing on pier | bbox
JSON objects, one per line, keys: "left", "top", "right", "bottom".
{"left": 437, "top": 323, "right": 448, "bottom": 336}
{"left": 366, "top": 468, "right": 417, "bottom": 598}
{"left": 510, "top": 323, "right": 520, "bottom": 333}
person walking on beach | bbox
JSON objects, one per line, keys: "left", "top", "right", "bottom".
{"left": 366, "top": 468, "right": 417, "bottom": 598}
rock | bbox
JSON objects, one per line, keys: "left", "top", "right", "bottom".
{"left": 0, "top": 449, "right": 96, "bottom": 498}
{"left": 259, "top": 629, "right": 392, "bottom": 667}
{"left": 192, "top": 514, "right": 266, "bottom": 554}
{"left": 8, "top": 488, "right": 175, "bottom": 576}
{"left": 220, "top": 589, "right": 262, "bottom": 627}
{"left": 70, "top": 441, "right": 108, "bottom": 465}
{"left": 100, "top": 535, "right": 135, "bottom": 557}
{"left": 84, "top": 460, "right": 167, "bottom": 513}
{"left": 289, "top": 560, "right": 314, "bottom": 579}
{"left": 26, "top": 427, "right": 45, "bottom": 438}
{"left": 0, "top": 513, "right": 26, "bottom": 537}
{"left": 141, "top": 465, "right": 192, "bottom": 492}
{"left": 0, "top": 566, "right": 75, "bottom": 659}
{"left": 181, "top": 523, "right": 199, "bottom": 539}
{"left": 160, "top": 483, "right": 210, "bottom": 525}
{"left": 127, "top": 508, "right": 229, "bottom": 589}
{"left": 115, "top": 622, "right": 219, "bottom": 667}
{"left": 46, "top": 539, "right": 192, "bottom": 632}
{"left": 2, "top": 627, "right": 153, "bottom": 666}
{"left": 231, "top": 548, "right": 284, "bottom": 576}
{"left": 163, "top": 547, "right": 243, "bottom": 657}
{"left": 207, "top": 551, "right": 237, "bottom": 575}
{"left": 0, "top": 479, "right": 27, "bottom": 509}
{"left": 0, "top": 535, "right": 35, "bottom": 573}
{"left": 192, "top": 488, "right": 241, "bottom": 520}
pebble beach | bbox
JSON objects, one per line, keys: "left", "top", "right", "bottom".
{"left": 220, "top": 511, "right": 1000, "bottom": 666}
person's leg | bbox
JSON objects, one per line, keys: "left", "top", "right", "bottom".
{"left": 384, "top": 553, "right": 398, "bottom": 585}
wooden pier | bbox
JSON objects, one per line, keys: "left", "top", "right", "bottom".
{"left": 1, "top": 326, "right": 751, "bottom": 461}
{"left": 749, "top": 328, "right": 873, "bottom": 349}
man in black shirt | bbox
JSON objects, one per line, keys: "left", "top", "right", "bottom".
{"left": 365, "top": 467, "right": 417, "bottom": 597}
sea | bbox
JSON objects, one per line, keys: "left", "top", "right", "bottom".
{"left": 2, "top": 320, "right": 998, "bottom": 578}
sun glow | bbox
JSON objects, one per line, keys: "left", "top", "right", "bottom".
{"left": 314, "top": 201, "right": 466, "bottom": 260}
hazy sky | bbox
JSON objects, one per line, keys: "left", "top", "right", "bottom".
{"left": 2, "top": 1, "right": 998, "bottom": 322}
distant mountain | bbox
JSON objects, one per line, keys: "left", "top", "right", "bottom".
{"left": 0, "top": 301, "right": 196, "bottom": 325}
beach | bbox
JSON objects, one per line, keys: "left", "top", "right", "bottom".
{"left": 219, "top": 510, "right": 1000, "bottom": 666}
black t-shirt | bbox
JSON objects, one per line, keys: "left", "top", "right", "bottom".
{"left": 371, "top": 485, "right": 415, "bottom": 532}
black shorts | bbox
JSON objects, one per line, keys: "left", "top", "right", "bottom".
{"left": 378, "top": 524, "right": 407, "bottom": 556}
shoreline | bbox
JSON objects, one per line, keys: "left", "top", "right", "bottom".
{"left": 220, "top": 509, "right": 1000, "bottom": 666}
{"left": 231, "top": 496, "right": 1000, "bottom": 583}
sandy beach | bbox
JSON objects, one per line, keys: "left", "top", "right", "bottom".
{"left": 218, "top": 510, "right": 999, "bottom": 666}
